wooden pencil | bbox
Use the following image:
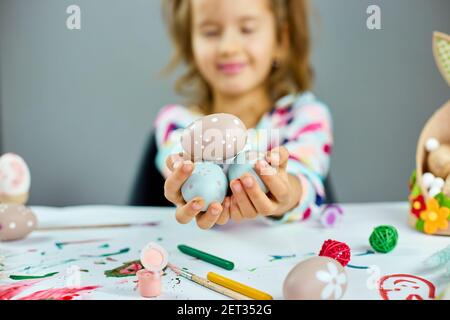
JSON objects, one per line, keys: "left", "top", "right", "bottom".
{"left": 168, "top": 263, "right": 252, "bottom": 300}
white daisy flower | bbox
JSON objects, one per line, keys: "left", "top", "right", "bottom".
{"left": 316, "top": 262, "right": 347, "bottom": 299}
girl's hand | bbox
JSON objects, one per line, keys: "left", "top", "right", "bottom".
{"left": 164, "top": 153, "right": 225, "bottom": 229}
{"left": 228, "top": 147, "right": 302, "bottom": 221}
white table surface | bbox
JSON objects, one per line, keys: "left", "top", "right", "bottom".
{"left": 1, "top": 202, "right": 449, "bottom": 300}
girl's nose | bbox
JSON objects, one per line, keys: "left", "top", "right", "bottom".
{"left": 218, "top": 29, "right": 240, "bottom": 56}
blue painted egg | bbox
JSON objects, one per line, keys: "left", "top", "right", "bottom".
{"left": 181, "top": 162, "right": 228, "bottom": 211}
{"left": 227, "top": 151, "right": 268, "bottom": 193}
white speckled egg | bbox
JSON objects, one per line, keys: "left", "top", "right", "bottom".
{"left": 181, "top": 113, "right": 247, "bottom": 162}
{"left": 0, "top": 204, "right": 37, "bottom": 241}
{"left": 181, "top": 162, "right": 228, "bottom": 211}
{"left": 227, "top": 151, "right": 268, "bottom": 193}
{"left": 283, "top": 256, "right": 347, "bottom": 300}
{"left": 0, "top": 153, "right": 31, "bottom": 204}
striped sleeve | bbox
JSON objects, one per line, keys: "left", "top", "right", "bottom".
{"left": 153, "top": 104, "right": 196, "bottom": 179}
{"left": 267, "top": 93, "right": 333, "bottom": 224}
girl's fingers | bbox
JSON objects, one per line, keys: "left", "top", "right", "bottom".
{"left": 166, "top": 153, "right": 190, "bottom": 172}
{"left": 216, "top": 197, "right": 231, "bottom": 225}
{"left": 164, "top": 161, "right": 194, "bottom": 205}
{"left": 255, "top": 161, "right": 290, "bottom": 203}
{"left": 175, "top": 197, "right": 204, "bottom": 224}
{"left": 240, "top": 174, "right": 276, "bottom": 216}
{"left": 230, "top": 180, "right": 258, "bottom": 219}
{"left": 229, "top": 195, "right": 244, "bottom": 223}
{"left": 195, "top": 202, "right": 223, "bottom": 230}
{"left": 266, "top": 146, "right": 289, "bottom": 170}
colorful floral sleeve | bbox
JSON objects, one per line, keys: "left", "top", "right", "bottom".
{"left": 266, "top": 93, "right": 333, "bottom": 224}
{"left": 153, "top": 104, "right": 198, "bottom": 179}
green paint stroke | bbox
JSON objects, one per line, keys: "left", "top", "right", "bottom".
{"left": 98, "top": 248, "right": 130, "bottom": 257}
{"left": 104, "top": 260, "right": 143, "bottom": 278}
{"left": 269, "top": 254, "right": 296, "bottom": 262}
{"left": 99, "top": 244, "right": 110, "bottom": 249}
{"left": 82, "top": 248, "right": 130, "bottom": 258}
{"left": 55, "top": 242, "right": 65, "bottom": 250}
{"left": 9, "top": 272, "right": 59, "bottom": 280}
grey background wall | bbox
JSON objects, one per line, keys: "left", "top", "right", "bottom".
{"left": 0, "top": 0, "right": 449, "bottom": 206}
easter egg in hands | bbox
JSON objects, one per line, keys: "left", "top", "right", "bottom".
{"left": 227, "top": 151, "right": 269, "bottom": 193}
{"left": 181, "top": 113, "right": 247, "bottom": 162}
{"left": 181, "top": 162, "right": 228, "bottom": 211}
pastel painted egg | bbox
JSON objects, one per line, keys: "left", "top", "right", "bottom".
{"left": 283, "top": 256, "right": 347, "bottom": 300}
{"left": 0, "top": 153, "right": 31, "bottom": 204}
{"left": 227, "top": 151, "right": 268, "bottom": 193}
{"left": 0, "top": 204, "right": 37, "bottom": 241}
{"left": 181, "top": 162, "right": 228, "bottom": 211}
{"left": 181, "top": 113, "right": 247, "bottom": 162}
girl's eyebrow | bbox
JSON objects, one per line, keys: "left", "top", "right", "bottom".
{"left": 238, "top": 15, "right": 260, "bottom": 22}
{"left": 196, "top": 15, "right": 260, "bottom": 27}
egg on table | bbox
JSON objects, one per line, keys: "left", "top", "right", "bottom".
{"left": 0, "top": 204, "right": 37, "bottom": 241}
{"left": 283, "top": 256, "right": 348, "bottom": 300}
{"left": 181, "top": 162, "right": 228, "bottom": 211}
{"left": 0, "top": 153, "right": 31, "bottom": 205}
{"left": 181, "top": 113, "right": 247, "bottom": 162}
{"left": 227, "top": 151, "right": 269, "bottom": 193}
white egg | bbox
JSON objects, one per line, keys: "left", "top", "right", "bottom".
{"left": 426, "top": 138, "right": 440, "bottom": 152}
{"left": 429, "top": 186, "right": 442, "bottom": 198}
{"left": 422, "top": 172, "right": 435, "bottom": 189}
{"left": 431, "top": 177, "right": 445, "bottom": 190}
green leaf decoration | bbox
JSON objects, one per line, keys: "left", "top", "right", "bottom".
{"left": 435, "top": 193, "right": 450, "bottom": 209}
{"left": 410, "top": 184, "right": 421, "bottom": 198}
{"left": 416, "top": 219, "right": 425, "bottom": 232}
{"left": 409, "top": 170, "right": 417, "bottom": 186}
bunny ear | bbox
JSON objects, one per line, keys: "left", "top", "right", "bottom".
{"left": 433, "top": 31, "right": 450, "bottom": 86}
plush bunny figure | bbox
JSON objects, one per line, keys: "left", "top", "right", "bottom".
{"left": 409, "top": 31, "right": 450, "bottom": 236}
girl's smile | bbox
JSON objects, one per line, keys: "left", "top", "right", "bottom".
{"left": 217, "top": 62, "right": 247, "bottom": 76}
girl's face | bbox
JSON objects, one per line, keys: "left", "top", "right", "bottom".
{"left": 191, "top": 0, "right": 278, "bottom": 99}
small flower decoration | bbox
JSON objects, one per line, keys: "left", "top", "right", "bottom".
{"left": 410, "top": 195, "right": 426, "bottom": 218}
{"left": 316, "top": 262, "right": 347, "bottom": 299}
{"left": 420, "top": 198, "right": 450, "bottom": 234}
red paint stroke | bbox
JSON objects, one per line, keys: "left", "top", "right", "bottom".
{"left": 0, "top": 279, "right": 42, "bottom": 300}
{"left": 378, "top": 274, "right": 436, "bottom": 300}
{"left": 119, "top": 262, "right": 142, "bottom": 275}
{"left": 18, "top": 286, "right": 100, "bottom": 300}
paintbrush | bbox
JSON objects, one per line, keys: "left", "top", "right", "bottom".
{"left": 167, "top": 263, "right": 252, "bottom": 300}
{"left": 37, "top": 221, "right": 160, "bottom": 231}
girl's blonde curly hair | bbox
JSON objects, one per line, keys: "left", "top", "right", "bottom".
{"left": 162, "top": 0, "right": 314, "bottom": 114}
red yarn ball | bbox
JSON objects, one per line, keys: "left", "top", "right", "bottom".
{"left": 318, "top": 239, "right": 351, "bottom": 267}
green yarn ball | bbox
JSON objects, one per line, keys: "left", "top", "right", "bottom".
{"left": 369, "top": 225, "right": 398, "bottom": 253}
